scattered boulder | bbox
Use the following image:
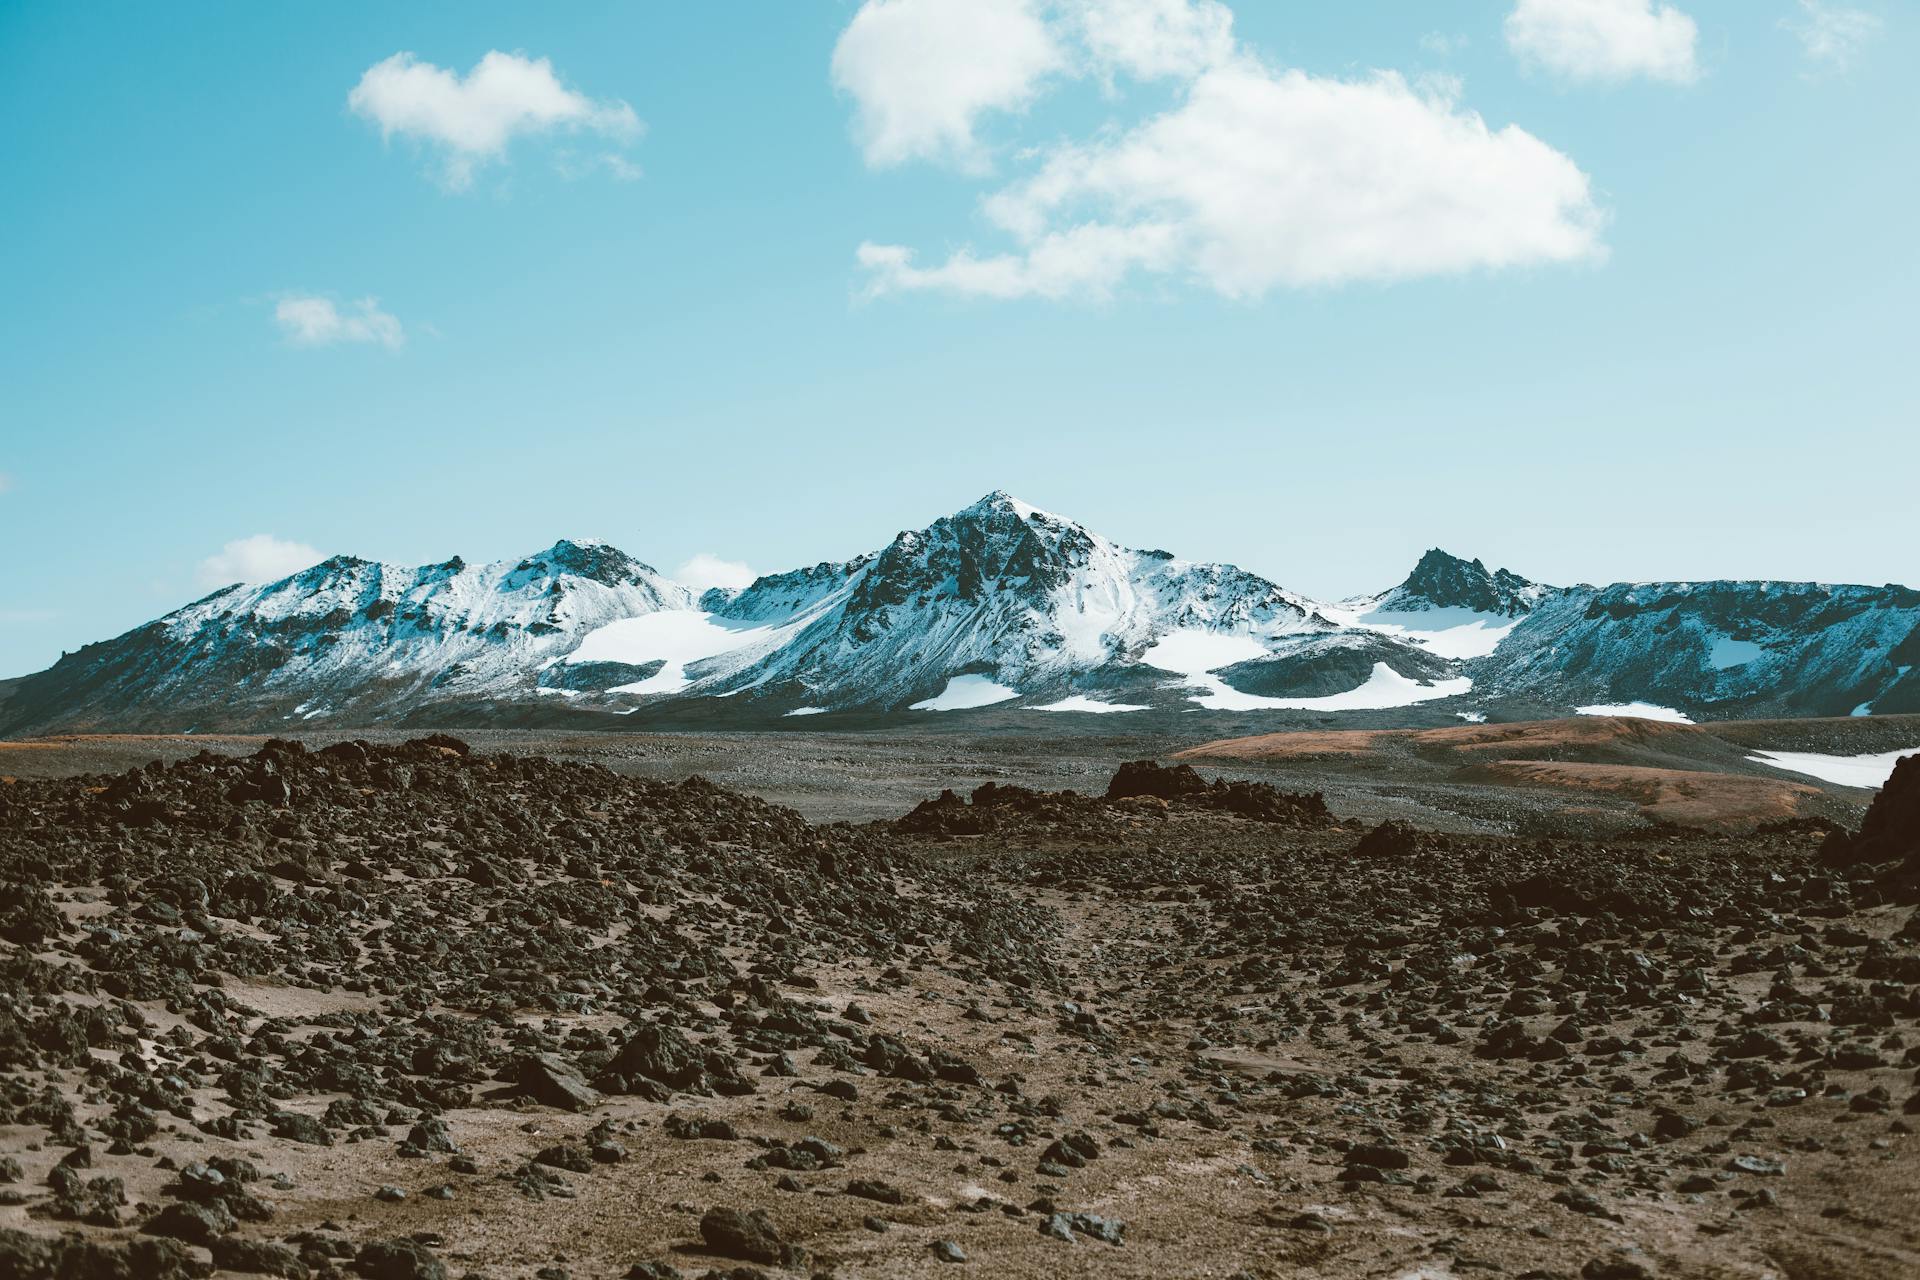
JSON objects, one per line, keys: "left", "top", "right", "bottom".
{"left": 699, "top": 1207, "right": 805, "bottom": 1268}
{"left": 518, "top": 1053, "right": 602, "bottom": 1112}
{"left": 354, "top": 1238, "right": 448, "bottom": 1280}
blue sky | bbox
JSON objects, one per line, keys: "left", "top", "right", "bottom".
{"left": 1, "top": 0, "right": 1913, "bottom": 677}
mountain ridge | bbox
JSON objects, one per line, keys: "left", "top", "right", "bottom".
{"left": 5, "top": 493, "right": 1917, "bottom": 732}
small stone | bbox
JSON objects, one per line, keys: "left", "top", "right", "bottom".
{"left": 846, "top": 1178, "right": 906, "bottom": 1205}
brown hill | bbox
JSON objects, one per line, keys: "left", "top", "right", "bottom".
{"left": 1175, "top": 715, "right": 1706, "bottom": 764}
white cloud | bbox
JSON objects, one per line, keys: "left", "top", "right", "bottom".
{"left": 832, "top": 0, "right": 1067, "bottom": 169}
{"left": 197, "top": 535, "right": 323, "bottom": 588}
{"left": 673, "top": 554, "right": 758, "bottom": 595}
{"left": 0, "top": 472, "right": 13, "bottom": 495}
{"left": 274, "top": 295, "right": 405, "bottom": 350}
{"left": 861, "top": 59, "right": 1603, "bottom": 300}
{"left": 348, "top": 50, "right": 641, "bottom": 188}
{"left": 831, "top": 0, "right": 1238, "bottom": 170}
{"left": 859, "top": 225, "right": 1178, "bottom": 301}
{"left": 1067, "top": 0, "right": 1235, "bottom": 81}
{"left": 845, "top": 1, "right": 1605, "bottom": 300}
{"left": 1504, "top": 0, "right": 1699, "bottom": 85}
{"left": 1783, "top": 1, "right": 1882, "bottom": 74}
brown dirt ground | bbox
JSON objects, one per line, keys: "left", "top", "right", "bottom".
{"left": 5, "top": 739, "right": 1920, "bottom": 1279}
{"left": 1172, "top": 716, "right": 1920, "bottom": 830}
{"left": 1459, "top": 761, "right": 1823, "bottom": 830}
{"left": 1175, "top": 717, "right": 1711, "bottom": 764}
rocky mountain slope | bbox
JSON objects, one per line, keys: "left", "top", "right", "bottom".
{"left": 1472, "top": 579, "right": 1920, "bottom": 719}
{"left": 3, "top": 494, "right": 1917, "bottom": 732}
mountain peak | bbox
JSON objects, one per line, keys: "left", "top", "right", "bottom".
{"left": 290, "top": 554, "right": 373, "bottom": 583}
{"left": 520, "top": 538, "right": 657, "bottom": 585}
{"left": 540, "top": 536, "right": 623, "bottom": 561}
{"left": 1396, "top": 549, "right": 1543, "bottom": 617}
{"left": 1407, "top": 547, "right": 1487, "bottom": 584}
{"left": 958, "top": 490, "right": 1053, "bottom": 523}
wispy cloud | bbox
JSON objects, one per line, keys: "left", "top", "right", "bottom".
{"left": 274, "top": 295, "right": 405, "bottom": 350}
{"left": 0, "top": 471, "right": 13, "bottom": 495}
{"left": 349, "top": 50, "right": 642, "bottom": 189}
{"left": 197, "top": 535, "right": 323, "bottom": 588}
{"left": 1504, "top": 0, "right": 1700, "bottom": 85}
{"left": 674, "top": 554, "right": 757, "bottom": 594}
{"left": 556, "top": 150, "right": 644, "bottom": 183}
{"left": 1783, "top": 1, "right": 1882, "bottom": 75}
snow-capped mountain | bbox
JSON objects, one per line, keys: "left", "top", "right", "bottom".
{"left": 529, "top": 492, "right": 1461, "bottom": 715}
{"left": 1, "top": 540, "right": 690, "bottom": 731}
{"left": 4, "top": 494, "right": 1917, "bottom": 732}
{"left": 685, "top": 491, "right": 1349, "bottom": 710}
{"left": 0, "top": 494, "right": 1466, "bottom": 730}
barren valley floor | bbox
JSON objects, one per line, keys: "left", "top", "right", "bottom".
{"left": 3, "top": 725, "right": 1918, "bottom": 1279}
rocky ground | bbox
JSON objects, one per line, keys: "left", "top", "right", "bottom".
{"left": 3, "top": 738, "right": 1919, "bottom": 1279}
{"left": 16, "top": 717, "right": 1905, "bottom": 834}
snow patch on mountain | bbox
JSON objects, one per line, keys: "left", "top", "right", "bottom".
{"left": 1179, "top": 662, "right": 1471, "bottom": 712}
{"left": 910, "top": 674, "right": 1020, "bottom": 711}
{"left": 1324, "top": 603, "right": 1523, "bottom": 660}
{"left": 1140, "top": 629, "right": 1270, "bottom": 675}
{"left": 1143, "top": 632, "right": 1469, "bottom": 711}
{"left": 1750, "top": 747, "right": 1920, "bottom": 790}
{"left": 1576, "top": 702, "right": 1694, "bottom": 724}
{"left": 571, "top": 612, "right": 786, "bottom": 695}
{"left": 1029, "top": 694, "right": 1150, "bottom": 713}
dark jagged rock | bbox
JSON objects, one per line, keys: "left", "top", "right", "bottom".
{"left": 603, "top": 1024, "right": 754, "bottom": 1099}
{"left": 897, "top": 763, "right": 1325, "bottom": 838}
{"left": 698, "top": 1207, "right": 804, "bottom": 1268}
{"left": 1824, "top": 753, "right": 1920, "bottom": 900}
{"left": 1106, "top": 760, "right": 1213, "bottom": 801}
{"left": 518, "top": 1053, "right": 601, "bottom": 1112}
{"left": 141, "top": 1199, "right": 236, "bottom": 1244}
{"left": 1352, "top": 820, "right": 1420, "bottom": 859}
{"left": 211, "top": 1235, "right": 309, "bottom": 1278}
{"left": 354, "top": 1238, "right": 448, "bottom": 1280}
{"left": 1396, "top": 548, "right": 1542, "bottom": 617}
{"left": 0, "top": 1227, "right": 199, "bottom": 1280}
